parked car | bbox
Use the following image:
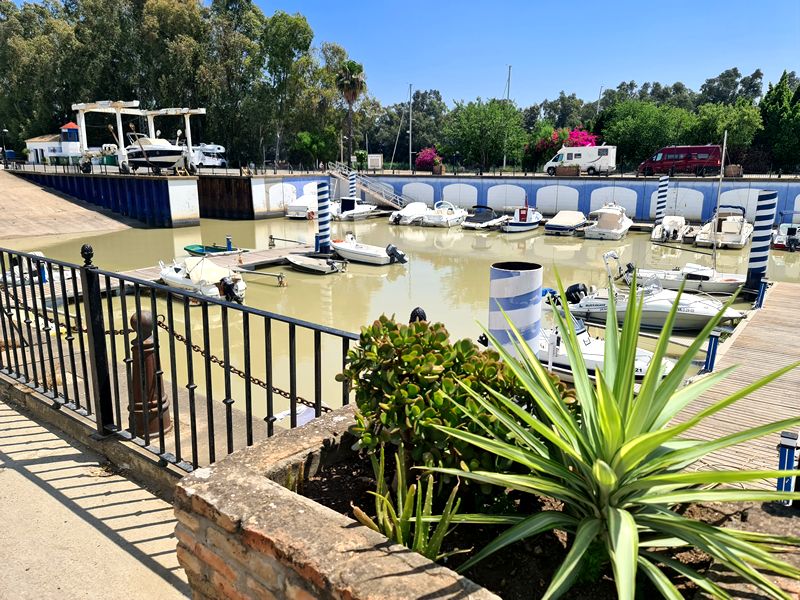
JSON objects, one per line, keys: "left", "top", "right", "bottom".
{"left": 542, "top": 145, "right": 616, "bottom": 176}
{"left": 637, "top": 145, "right": 721, "bottom": 176}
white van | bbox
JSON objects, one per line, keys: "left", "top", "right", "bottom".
{"left": 190, "top": 143, "right": 227, "bottom": 168}
{"left": 543, "top": 145, "right": 616, "bottom": 176}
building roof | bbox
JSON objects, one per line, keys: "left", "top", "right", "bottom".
{"left": 60, "top": 121, "right": 79, "bottom": 130}
{"left": 25, "top": 134, "right": 60, "bottom": 143}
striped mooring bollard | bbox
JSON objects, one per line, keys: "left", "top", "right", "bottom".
{"left": 701, "top": 330, "right": 721, "bottom": 373}
{"left": 488, "top": 262, "right": 543, "bottom": 356}
{"left": 654, "top": 175, "right": 669, "bottom": 225}
{"left": 745, "top": 190, "right": 778, "bottom": 293}
{"left": 777, "top": 431, "right": 799, "bottom": 506}
{"left": 348, "top": 171, "right": 357, "bottom": 197}
{"left": 317, "top": 181, "right": 331, "bottom": 253}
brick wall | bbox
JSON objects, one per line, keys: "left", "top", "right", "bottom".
{"left": 173, "top": 406, "right": 499, "bottom": 600}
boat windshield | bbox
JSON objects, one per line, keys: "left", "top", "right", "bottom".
{"left": 639, "top": 275, "right": 663, "bottom": 294}
{"left": 595, "top": 211, "right": 622, "bottom": 229}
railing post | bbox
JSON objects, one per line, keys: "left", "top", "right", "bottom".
{"left": 701, "top": 330, "right": 721, "bottom": 374}
{"left": 129, "top": 310, "right": 171, "bottom": 436}
{"left": 79, "top": 244, "right": 115, "bottom": 437}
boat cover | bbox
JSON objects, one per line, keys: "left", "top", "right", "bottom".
{"left": 185, "top": 257, "right": 230, "bottom": 284}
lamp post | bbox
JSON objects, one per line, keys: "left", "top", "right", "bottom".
{"left": 339, "top": 134, "right": 348, "bottom": 164}
{"left": 453, "top": 151, "right": 460, "bottom": 176}
{"left": 1, "top": 128, "right": 8, "bottom": 168}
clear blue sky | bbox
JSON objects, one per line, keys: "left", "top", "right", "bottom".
{"left": 258, "top": 0, "right": 800, "bottom": 107}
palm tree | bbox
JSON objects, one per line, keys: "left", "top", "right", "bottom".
{"left": 335, "top": 60, "right": 366, "bottom": 167}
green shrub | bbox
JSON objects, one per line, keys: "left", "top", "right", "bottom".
{"left": 428, "top": 279, "right": 800, "bottom": 599}
{"left": 338, "top": 316, "right": 572, "bottom": 485}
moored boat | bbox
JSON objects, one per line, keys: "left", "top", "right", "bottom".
{"left": 332, "top": 197, "right": 378, "bottom": 221}
{"left": 461, "top": 206, "right": 511, "bottom": 230}
{"left": 184, "top": 236, "right": 248, "bottom": 257}
{"left": 694, "top": 206, "right": 753, "bottom": 249}
{"left": 623, "top": 261, "right": 745, "bottom": 295}
{"left": 772, "top": 220, "right": 800, "bottom": 252}
{"left": 331, "top": 233, "right": 407, "bottom": 266}
{"left": 159, "top": 257, "right": 247, "bottom": 303}
{"left": 651, "top": 215, "right": 687, "bottom": 243}
{"left": 501, "top": 205, "right": 543, "bottom": 233}
{"left": 285, "top": 254, "right": 346, "bottom": 275}
{"left": 584, "top": 204, "right": 632, "bottom": 240}
{"left": 544, "top": 210, "right": 587, "bottom": 236}
{"left": 389, "top": 202, "right": 428, "bottom": 226}
{"left": 421, "top": 201, "right": 468, "bottom": 228}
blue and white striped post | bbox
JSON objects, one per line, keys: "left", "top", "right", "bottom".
{"left": 777, "top": 431, "right": 799, "bottom": 506}
{"left": 225, "top": 235, "right": 233, "bottom": 251}
{"left": 488, "top": 262, "right": 543, "bottom": 356}
{"left": 317, "top": 181, "right": 331, "bottom": 254}
{"left": 701, "top": 330, "right": 720, "bottom": 373}
{"left": 745, "top": 190, "right": 778, "bottom": 293}
{"left": 348, "top": 172, "right": 357, "bottom": 198}
{"left": 654, "top": 175, "right": 669, "bottom": 224}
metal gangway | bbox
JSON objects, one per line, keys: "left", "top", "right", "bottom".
{"left": 328, "top": 162, "right": 412, "bottom": 210}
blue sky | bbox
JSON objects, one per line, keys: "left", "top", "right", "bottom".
{"left": 258, "top": 0, "right": 800, "bottom": 107}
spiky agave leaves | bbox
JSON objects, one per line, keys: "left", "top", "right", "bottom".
{"left": 427, "top": 274, "right": 800, "bottom": 600}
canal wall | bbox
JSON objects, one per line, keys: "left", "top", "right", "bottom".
{"left": 12, "top": 171, "right": 200, "bottom": 227}
{"left": 372, "top": 175, "right": 800, "bottom": 224}
{"left": 197, "top": 174, "right": 332, "bottom": 219}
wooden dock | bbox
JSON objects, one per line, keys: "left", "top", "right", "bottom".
{"left": 120, "top": 244, "right": 314, "bottom": 284}
{"left": 676, "top": 281, "right": 800, "bottom": 488}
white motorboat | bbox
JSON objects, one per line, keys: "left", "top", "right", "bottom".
{"left": 501, "top": 205, "right": 543, "bottom": 233}
{"left": 331, "top": 233, "right": 407, "bottom": 266}
{"left": 422, "top": 201, "right": 468, "bottom": 228}
{"left": 2, "top": 251, "right": 49, "bottom": 286}
{"left": 531, "top": 319, "right": 670, "bottom": 383}
{"left": 461, "top": 206, "right": 511, "bottom": 230}
{"left": 694, "top": 206, "right": 753, "bottom": 249}
{"left": 621, "top": 260, "right": 745, "bottom": 295}
{"left": 651, "top": 215, "right": 687, "bottom": 243}
{"left": 124, "top": 133, "right": 187, "bottom": 174}
{"left": 584, "top": 204, "right": 632, "bottom": 240}
{"left": 389, "top": 202, "right": 428, "bottom": 226}
{"left": 544, "top": 210, "right": 587, "bottom": 236}
{"left": 331, "top": 197, "right": 378, "bottom": 221}
{"left": 557, "top": 252, "right": 744, "bottom": 331}
{"left": 159, "top": 257, "right": 247, "bottom": 303}
{"left": 772, "top": 221, "right": 800, "bottom": 252}
{"left": 286, "top": 194, "right": 318, "bottom": 219}
{"left": 285, "top": 254, "right": 346, "bottom": 275}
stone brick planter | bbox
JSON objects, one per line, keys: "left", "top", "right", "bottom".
{"left": 174, "top": 405, "right": 498, "bottom": 600}
{"left": 555, "top": 165, "right": 580, "bottom": 176}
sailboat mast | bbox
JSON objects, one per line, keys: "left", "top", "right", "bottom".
{"left": 712, "top": 130, "right": 728, "bottom": 272}
{"left": 408, "top": 84, "right": 413, "bottom": 172}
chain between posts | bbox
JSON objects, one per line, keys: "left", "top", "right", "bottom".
{"left": 155, "top": 314, "right": 325, "bottom": 412}
{"left": 1, "top": 285, "right": 323, "bottom": 412}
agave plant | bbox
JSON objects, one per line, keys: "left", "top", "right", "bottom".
{"left": 427, "top": 278, "right": 800, "bottom": 599}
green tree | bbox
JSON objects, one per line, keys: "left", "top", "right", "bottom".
{"left": 262, "top": 10, "right": 312, "bottom": 163}
{"left": 689, "top": 101, "right": 762, "bottom": 163}
{"left": 335, "top": 59, "right": 366, "bottom": 167}
{"left": 602, "top": 100, "right": 697, "bottom": 168}
{"left": 698, "top": 67, "right": 763, "bottom": 105}
{"left": 441, "top": 98, "right": 525, "bottom": 172}
{"left": 541, "top": 91, "right": 584, "bottom": 128}
{"left": 758, "top": 71, "right": 800, "bottom": 171}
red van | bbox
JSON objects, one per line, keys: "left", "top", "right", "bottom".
{"left": 637, "top": 145, "right": 722, "bottom": 176}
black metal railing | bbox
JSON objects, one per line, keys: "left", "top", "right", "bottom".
{"left": 0, "top": 245, "right": 358, "bottom": 472}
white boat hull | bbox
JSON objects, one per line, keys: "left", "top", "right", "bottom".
{"left": 583, "top": 228, "right": 628, "bottom": 240}
{"left": 285, "top": 254, "right": 344, "bottom": 275}
{"left": 635, "top": 266, "right": 744, "bottom": 295}
{"left": 331, "top": 236, "right": 406, "bottom": 266}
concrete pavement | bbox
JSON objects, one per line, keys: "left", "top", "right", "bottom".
{"left": 0, "top": 399, "right": 188, "bottom": 600}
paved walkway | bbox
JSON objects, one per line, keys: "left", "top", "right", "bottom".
{"left": 0, "top": 170, "right": 136, "bottom": 241}
{"left": 0, "top": 399, "right": 188, "bottom": 600}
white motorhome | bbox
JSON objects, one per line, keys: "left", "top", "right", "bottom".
{"left": 191, "top": 143, "right": 227, "bottom": 168}
{"left": 543, "top": 145, "right": 616, "bottom": 176}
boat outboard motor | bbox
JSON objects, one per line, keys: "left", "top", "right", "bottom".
{"left": 565, "top": 283, "right": 589, "bottom": 305}
{"left": 220, "top": 276, "right": 243, "bottom": 304}
{"left": 385, "top": 244, "right": 408, "bottom": 264}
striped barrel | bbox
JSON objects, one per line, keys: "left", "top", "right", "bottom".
{"left": 348, "top": 172, "right": 357, "bottom": 197}
{"left": 317, "top": 181, "right": 331, "bottom": 253}
{"left": 654, "top": 175, "right": 669, "bottom": 224}
{"left": 745, "top": 190, "right": 778, "bottom": 290}
{"left": 488, "top": 262, "right": 543, "bottom": 354}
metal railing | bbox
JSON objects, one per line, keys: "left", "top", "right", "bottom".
{"left": 0, "top": 246, "right": 358, "bottom": 473}
{"left": 329, "top": 161, "right": 411, "bottom": 209}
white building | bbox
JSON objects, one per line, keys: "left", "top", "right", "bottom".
{"left": 25, "top": 122, "right": 83, "bottom": 165}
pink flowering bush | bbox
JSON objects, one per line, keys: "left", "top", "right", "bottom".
{"left": 415, "top": 146, "right": 440, "bottom": 171}
{"left": 563, "top": 127, "right": 598, "bottom": 147}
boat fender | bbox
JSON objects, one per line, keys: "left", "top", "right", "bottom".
{"left": 565, "top": 283, "right": 589, "bottom": 305}
{"left": 307, "top": 210, "right": 316, "bottom": 220}
{"left": 385, "top": 244, "right": 408, "bottom": 264}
